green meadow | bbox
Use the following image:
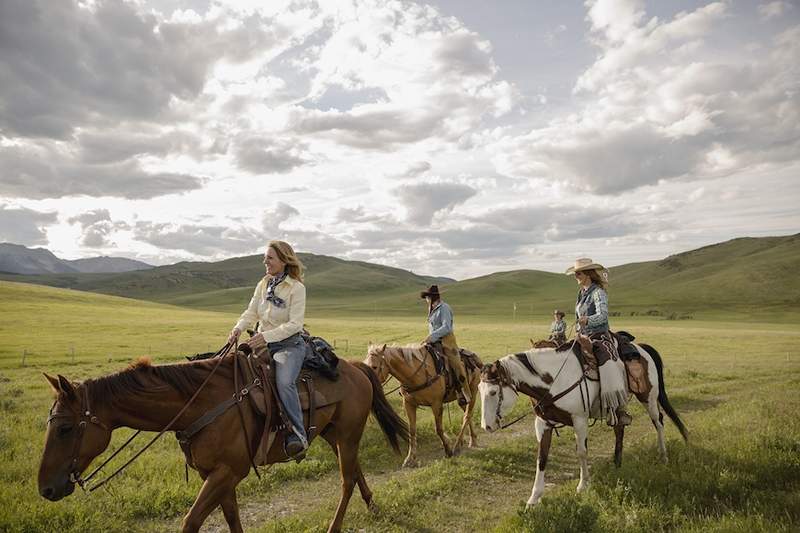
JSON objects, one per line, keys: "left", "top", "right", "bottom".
{"left": 1, "top": 279, "right": 799, "bottom": 532}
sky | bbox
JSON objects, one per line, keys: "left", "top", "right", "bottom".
{"left": 1, "top": 0, "right": 798, "bottom": 279}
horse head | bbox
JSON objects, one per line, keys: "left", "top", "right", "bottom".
{"left": 364, "top": 343, "right": 389, "bottom": 382}
{"left": 38, "top": 373, "right": 112, "bottom": 501}
{"left": 478, "top": 360, "right": 519, "bottom": 433}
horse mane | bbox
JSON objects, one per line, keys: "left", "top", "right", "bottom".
{"left": 85, "top": 357, "right": 224, "bottom": 403}
{"left": 378, "top": 343, "right": 427, "bottom": 365}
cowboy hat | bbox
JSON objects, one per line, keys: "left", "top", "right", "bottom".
{"left": 565, "top": 257, "right": 606, "bottom": 275}
{"left": 420, "top": 285, "right": 442, "bottom": 299}
{"left": 553, "top": 310, "right": 565, "bottom": 317}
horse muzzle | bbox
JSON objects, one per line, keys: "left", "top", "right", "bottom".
{"left": 39, "top": 479, "right": 75, "bottom": 501}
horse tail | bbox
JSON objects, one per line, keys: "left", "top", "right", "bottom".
{"left": 353, "top": 361, "right": 410, "bottom": 453}
{"left": 640, "top": 343, "right": 689, "bottom": 442}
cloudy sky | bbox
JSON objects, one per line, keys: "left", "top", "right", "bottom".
{"left": 1, "top": 0, "right": 798, "bottom": 278}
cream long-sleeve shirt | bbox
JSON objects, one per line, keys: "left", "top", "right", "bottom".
{"left": 234, "top": 275, "right": 306, "bottom": 343}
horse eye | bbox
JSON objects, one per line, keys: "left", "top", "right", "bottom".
{"left": 490, "top": 390, "right": 497, "bottom": 397}
{"left": 58, "top": 425, "right": 73, "bottom": 437}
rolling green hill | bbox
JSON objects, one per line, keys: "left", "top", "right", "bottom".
{"left": 2, "top": 234, "right": 797, "bottom": 320}
{"left": 0, "top": 252, "right": 453, "bottom": 313}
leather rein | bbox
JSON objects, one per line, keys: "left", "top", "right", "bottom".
{"left": 49, "top": 342, "right": 236, "bottom": 493}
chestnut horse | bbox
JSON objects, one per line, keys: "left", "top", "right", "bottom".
{"left": 38, "top": 354, "right": 409, "bottom": 533}
{"left": 364, "top": 343, "right": 481, "bottom": 467}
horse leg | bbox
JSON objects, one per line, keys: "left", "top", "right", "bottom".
{"left": 645, "top": 388, "right": 668, "bottom": 462}
{"left": 573, "top": 415, "right": 590, "bottom": 493}
{"left": 181, "top": 465, "right": 240, "bottom": 533}
{"left": 322, "top": 431, "right": 374, "bottom": 512}
{"left": 613, "top": 424, "right": 625, "bottom": 468}
{"left": 220, "top": 487, "right": 243, "bottom": 533}
{"left": 466, "top": 376, "right": 479, "bottom": 447}
{"left": 402, "top": 397, "right": 419, "bottom": 468}
{"left": 527, "top": 416, "right": 552, "bottom": 507}
{"left": 328, "top": 437, "right": 360, "bottom": 533}
{"left": 432, "top": 401, "right": 453, "bottom": 457}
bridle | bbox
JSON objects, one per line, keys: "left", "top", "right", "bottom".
{"left": 46, "top": 342, "right": 233, "bottom": 493}
{"left": 46, "top": 385, "right": 109, "bottom": 488}
{"left": 481, "top": 361, "right": 527, "bottom": 429}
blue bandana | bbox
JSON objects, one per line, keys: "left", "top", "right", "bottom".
{"left": 265, "top": 271, "right": 288, "bottom": 308}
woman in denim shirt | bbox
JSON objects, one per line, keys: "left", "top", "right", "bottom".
{"left": 566, "top": 258, "right": 631, "bottom": 427}
{"left": 228, "top": 241, "right": 308, "bottom": 458}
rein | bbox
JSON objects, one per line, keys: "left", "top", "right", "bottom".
{"left": 61, "top": 342, "right": 234, "bottom": 493}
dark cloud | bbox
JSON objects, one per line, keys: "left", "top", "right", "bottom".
{"left": 262, "top": 202, "right": 300, "bottom": 233}
{"left": 0, "top": 204, "right": 57, "bottom": 245}
{"left": 0, "top": 0, "right": 286, "bottom": 139}
{"left": 235, "top": 137, "right": 312, "bottom": 174}
{"left": 67, "top": 209, "right": 111, "bottom": 228}
{"left": 389, "top": 161, "right": 431, "bottom": 180}
{"left": 77, "top": 130, "right": 201, "bottom": 164}
{"left": 335, "top": 206, "right": 384, "bottom": 223}
{"left": 0, "top": 142, "right": 205, "bottom": 199}
{"left": 393, "top": 182, "right": 477, "bottom": 225}
{"left": 434, "top": 30, "right": 495, "bottom": 78}
{"left": 67, "top": 209, "right": 128, "bottom": 248}
{"left": 133, "top": 221, "right": 263, "bottom": 255}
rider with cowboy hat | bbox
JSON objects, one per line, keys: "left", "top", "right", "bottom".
{"left": 566, "top": 258, "right": 632, "bottom": 427}
{"left": 421, "top": 285, "right": 471, "bottom": 405}
{"left": 549, "top": 310, "right": 567, "bottom": 345}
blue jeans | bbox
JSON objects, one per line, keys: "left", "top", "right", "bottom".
{"left": 268, "top": 333, "right": 307, "bottom": 445}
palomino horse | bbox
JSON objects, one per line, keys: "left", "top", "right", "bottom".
{"left": 38, "top": 354, "right": 409, "bottom": 533}
{"left": 365, "top": 343, "right": 481, "bottom": 467}
{"left": 479, "top": 342, "right": 687, "bottom": 507}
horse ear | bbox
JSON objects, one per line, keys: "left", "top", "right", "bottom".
{"left": 57, "top": 374, "right": 77, "bottom": 400}
{"left": 380, "top": 343, "right": 387, "bottom": 352}
{"left": 43, "top": 373, "right": 60, "bottom": 393}
{"left": 529, "top": 338, "right": 535, "bottom": 348}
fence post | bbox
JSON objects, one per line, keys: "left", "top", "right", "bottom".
{"left": 22, "top": 349, "right": 27, "bottom": 367}
{"left": 333, "top": 339, "right": 338, "bottom": 349}
{"left": 345, "top": 339, "right": 349, "bottom": 351}
{"left": 71, "top": 346, "right": 75, "bottom": 364}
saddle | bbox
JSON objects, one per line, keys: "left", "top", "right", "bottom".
{"left": 421, "top": 344, "right": 483, "bottom": 400}
{"left": 560, "top": 332, "right": 651, "bottom": 396}
{"left": 233, "top": 344, "right": 345, "bottom": 465}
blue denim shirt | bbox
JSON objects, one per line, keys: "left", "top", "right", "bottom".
{"left": 575, "top": 284, "right": 609, "bottom": 335}
{"left": 428, "top": 302, "right": 454, "bottom": 342}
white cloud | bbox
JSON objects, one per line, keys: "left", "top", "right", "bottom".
{"left": 0, "top": 204, "right": 58, "bottom": 245}
{"left": 758, "top": 1, "right": 792, "bottom": 21}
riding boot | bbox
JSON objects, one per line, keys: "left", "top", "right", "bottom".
{"left": 609, "top": 408, "right": 632, "bottom": 427}
{"left": 458, "top": 375, "right": 471, "bottom": 405}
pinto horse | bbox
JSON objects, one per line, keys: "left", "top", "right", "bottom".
{"left": 365, "top": 343, "right": 481, "bottom": 467}
{"left": 479, "top": 342, "right": 687, "bottom": 507}
{"left": 38, "top": 354, "right": 409, "bottom": 533}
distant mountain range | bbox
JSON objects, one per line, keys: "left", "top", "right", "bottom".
{"left": 0, "top": 243, "right": 153, "bottom": 274}
{"left": 1, "top": 234, "right": 797, "bottom": 318}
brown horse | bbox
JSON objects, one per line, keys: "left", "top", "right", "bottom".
{"left": 364, "top": 343, "right": 480, "bottom": 467}
{"left": 37, "top": 355, "right": 409, "bottom": 533}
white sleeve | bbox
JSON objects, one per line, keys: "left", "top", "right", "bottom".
{"left": 234, "top": 280, "right": 263, "bottom": 332}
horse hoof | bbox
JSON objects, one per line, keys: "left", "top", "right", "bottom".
{"left": 402, "top": 459, "right": 418, "bottom": 468}
{"left": 367, "top": 500, "right": 379, "bottom": 515}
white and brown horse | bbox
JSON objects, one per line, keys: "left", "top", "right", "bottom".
{"left": 479, "top": 342, "right": 687, "bottom": 506}
{"left": 365, "top": 343, "right": 481, "bottom": 467}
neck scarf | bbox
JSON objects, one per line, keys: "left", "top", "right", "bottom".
{"left": 265, "top": 271, "right": 288, "bottom": 308}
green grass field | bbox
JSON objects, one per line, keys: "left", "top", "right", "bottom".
{"left": 1, "top": 280, "right": 799, "bottom": 532}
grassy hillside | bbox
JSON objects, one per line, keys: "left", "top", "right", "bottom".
{"left": 0, "top": 252, "right": 452, "bottom": 313}
{"left": 2, "top": 234, "right": 797, "bottom": 320}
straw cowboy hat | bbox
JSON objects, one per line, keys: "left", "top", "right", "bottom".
{"left": 420, "top": 285, "right": 443, "bottom": 299}
{"left": 565, "top": 257, "right": 606, "bottom": 275}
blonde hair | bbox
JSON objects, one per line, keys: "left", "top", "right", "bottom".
{"left": 584, "top": 268, "right": 609, "bottom": 291}
{"left": 268, "top": 240, "right": 305, "bottom": 281}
